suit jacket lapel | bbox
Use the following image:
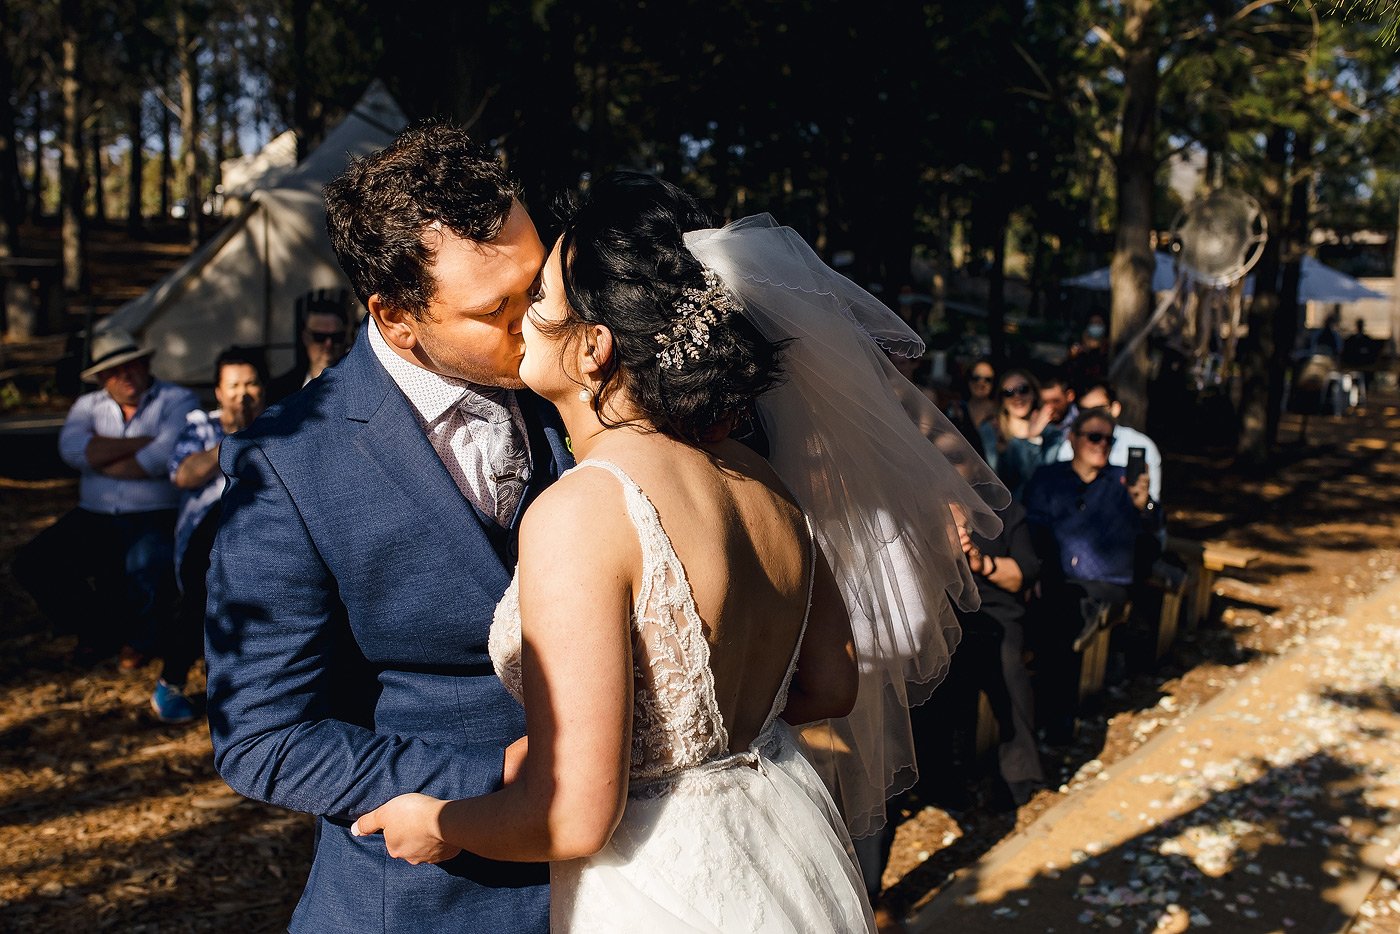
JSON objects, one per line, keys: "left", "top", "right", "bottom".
{"left": 339, "top": 326, "right": 502, "bottom": 571}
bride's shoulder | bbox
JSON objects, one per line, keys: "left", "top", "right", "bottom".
{"left": 518, "top": 464, "right": 638, "bottom": 561}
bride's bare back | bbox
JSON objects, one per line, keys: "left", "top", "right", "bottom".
{"left": 567, "top": 431, "right": 850, "bottom": 753}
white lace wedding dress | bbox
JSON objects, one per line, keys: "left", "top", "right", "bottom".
{"left": 489, "top": 460, "right": 876, "bottom": 933}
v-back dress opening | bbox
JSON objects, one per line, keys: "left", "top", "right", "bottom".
{"left": 488, "top": 459, "right": 875, "bottom": 933}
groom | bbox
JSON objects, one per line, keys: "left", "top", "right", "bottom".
{"left": 205, "top": 122, "right": 568, "bottom": 932}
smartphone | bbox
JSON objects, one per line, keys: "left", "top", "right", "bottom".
{"left": 1126, "top": 446, "right": 1147, "bottom": 485}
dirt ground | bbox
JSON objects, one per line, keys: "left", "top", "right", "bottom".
{"left": 1, "top": 386, "right": 1398, "bottom": 931}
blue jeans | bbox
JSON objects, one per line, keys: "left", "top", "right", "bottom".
{"left": 13, "top": 507, "right": 177, "bottom": 657}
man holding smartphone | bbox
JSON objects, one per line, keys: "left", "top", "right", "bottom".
{"left": 1052, "top": 379, "right": 1162, "bottom": 503}
{"left": 1024, "top": 407, "right": 1161, "bottom": 743}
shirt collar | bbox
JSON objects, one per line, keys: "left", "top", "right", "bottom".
{"left": 368, "top": 317, "right": 505, "bottom": 426}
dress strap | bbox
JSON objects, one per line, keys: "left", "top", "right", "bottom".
{"left": 567, "top": 460, "right": 667, "bottom": 565}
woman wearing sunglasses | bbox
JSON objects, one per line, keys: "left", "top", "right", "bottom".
{"left": 945, "top": 358, "right": 1000, "bottom": 467}
{"left": 993, "top": 368, "right": 1047, "bottom": 498}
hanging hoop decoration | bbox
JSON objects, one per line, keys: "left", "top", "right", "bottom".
{"left": 1110, "top": 188, "right": 1268, "bottom": 384}
{"left": 1171, "top": 188, "right": 1268, "bottom": 287}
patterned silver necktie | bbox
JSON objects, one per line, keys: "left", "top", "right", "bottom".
{"left": 459, "top": 387, "right": 530, "bottom": 527}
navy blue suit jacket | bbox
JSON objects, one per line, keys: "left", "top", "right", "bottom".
{"left": 206, "top": 327, "right": 570, "bottom": 932}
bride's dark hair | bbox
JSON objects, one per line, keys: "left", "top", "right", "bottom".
{"left": 545, "top": 171, "right": 784, "bottom": 444}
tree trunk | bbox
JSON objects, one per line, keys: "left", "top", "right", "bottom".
{"left": 1235, "top": 127, "right": 1288, "bottom": 465}
{"left": 291, "top": 0, "right": 311, "bottom": 161}
{"left": 90, "top": 117, "right": 106, "bottom": 224}
{"left": 127, "top": 96, "right": 144, "bottom": 233}
{"left": 1391, "top": 191, "right": 1400, "bottom": 358}
{"left": 1270, "top": 128, "right": 1313, "bottom": 446}
{"left": 0, "top": 0, "right": 21, "bottom": 256}
{"left": 1108, "top": 0, "right": 1160, "bottom": 428}
{"left": 177, "top": 3, "right": 202, "bottom": 245}
{"left": 59, "top": 0, "right": 84, "bottom": 294}
{"left": 159, "top": 100, "right": 173, "bottom": 219}
{"left": 987, "top": 206, "right": 1010, "bottom": 362}
{"left": 28, "top": 91, "right": 44, "bottom": 222}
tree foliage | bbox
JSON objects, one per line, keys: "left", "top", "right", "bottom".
{"left": 2, "top": 0, "right": 1396, "bottom": 461}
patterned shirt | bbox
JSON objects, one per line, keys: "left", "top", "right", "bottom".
{"left": 367, "top": 319, "right": 531, "bottom": 525}
{"left": 167, "top": 409, "right": 226, "bottom": 572}
{"left": 58, "top": 379, "right": 200, "bottom": 514}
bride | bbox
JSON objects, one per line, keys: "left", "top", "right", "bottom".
{"left": 354, "top": 173, "right": 1003, "bottom": 931}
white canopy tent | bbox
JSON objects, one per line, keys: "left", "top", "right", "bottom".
{"left": 1063, "top": 251, "right": 1386, "bottom": 304}
{"left": 102, "top": 81, "right": 408, "bottom": 385}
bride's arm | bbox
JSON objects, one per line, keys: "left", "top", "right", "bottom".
{"left": 355, "top": 475, "right": 638, "bottom": 863}
{"left": 780, "top": 549, "right": 858, "bottom": 725}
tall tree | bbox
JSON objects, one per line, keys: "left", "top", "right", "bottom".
{"left": 1108, "top": 0, "right": 1161, "bottom": 428}
{"left": 175, "top": 0, "right": 202, "bottom": 244}
{"left": 58, "top": 0, "right": 84, "bottom": 294}
{"left": 0, "top": 0, "right": 21, "bottom": 256}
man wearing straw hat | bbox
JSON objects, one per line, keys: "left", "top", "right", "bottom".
{"left": 12, "top": 328, "right": 199, "bottom": 675}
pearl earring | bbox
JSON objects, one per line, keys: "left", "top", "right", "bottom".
{"left": 578, "top": 388, "right": 593, "bottom": 404}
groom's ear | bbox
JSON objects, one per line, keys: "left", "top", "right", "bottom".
{"left": 369, "top": 295, "right": 418, "bottom": 350}
{"left": 580, "top": 324, "right": 614, "bottom": 375}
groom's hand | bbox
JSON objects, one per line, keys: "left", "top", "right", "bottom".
{"left": 352, "top": 793, "right": 462, "bottom": 865}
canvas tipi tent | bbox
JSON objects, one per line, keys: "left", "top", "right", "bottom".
{"left": 102, "top": 81, "right": 408, "bottom": 385}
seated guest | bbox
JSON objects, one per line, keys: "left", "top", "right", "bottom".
{"left": 956, "top": 502, "right": 1047, "bottom": 807}
{"left": 1065, "top": 313, "right": 1109, "bottom": 392}
{"left": 1036, "top": 369, "right": 1078, "bottom": 457}
{"left": 945, "top": 358, "right": 999, "bottom": 467}
{"left": 149, "top": 348, "right": 267, "bottom": 722}
{"left": 266, "top": 295, "right": 351, "bottom": 403}
{"left": 911, "top": 501, "right": 1046, "bottom": 811}
{"left": 1022, "top": 407, "right": 1159, "bottom": 742}
{"left": 1051, "top": 379, "right": 1163, "bottom": 502}
{"left": 993, "top": 368, "right": 1044, "bottom": 497}
{"left": 12, "top": 329, "right": 198, "bottom": 665}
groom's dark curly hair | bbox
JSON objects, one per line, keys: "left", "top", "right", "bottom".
{"left": 545, "top": 172, "right": 784, "bottom": 444}
{"left": 324, "top": 119, "right": 521, "bottom": 319}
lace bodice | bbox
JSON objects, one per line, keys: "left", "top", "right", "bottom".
{"left": 488, "top": 459, "right": 815, "bottom": 785}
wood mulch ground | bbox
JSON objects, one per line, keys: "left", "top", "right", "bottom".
{"left": 1, "top": 396, "right": 1396, "bottom": 931}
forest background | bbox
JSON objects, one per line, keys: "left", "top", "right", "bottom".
{"left": 1, "top": 0, "right": 1398, "bottom": 461}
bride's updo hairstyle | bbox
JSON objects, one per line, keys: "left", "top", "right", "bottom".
{"left": 550, "top": 172, "right": 784, "bottom": 444}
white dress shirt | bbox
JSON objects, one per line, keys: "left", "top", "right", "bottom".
{"left": 367, "top": 319, "right": 530, "bottom": 525}
{"left": 58, "top": 379, "right": 200, "bottom": 514}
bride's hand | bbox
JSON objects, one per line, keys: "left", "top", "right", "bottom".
{"left": 352, "top": 793, "right": 462, "bottom": 865}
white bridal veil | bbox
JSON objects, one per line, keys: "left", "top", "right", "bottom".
{"left": 685, "top": 215, "right": 1011, "bottom": 838}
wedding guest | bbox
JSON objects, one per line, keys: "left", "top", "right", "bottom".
{"left": 993, "top": 368, "right": 1045, "bottom": 497}
{"left": 1022, "top": 408, "right": 1158, "bottom": 743}
{"left": 1037, "top": 369, "right": 1078, "bottom": 456}
{"left": 12, "top": 329, "right": 198, "bottom": 665}
{"left": 955, "top": 503, "right": 1046, "bottom": 807}
{"left": 1051, "top": 379, "right": 1162, "bottom": 503}
{"left": 1065, "top": 313, "right": 1109, "bottom": 391}
{"left": 945, "top": 358, "right": 998, "bottom": 467}
{"left": 149, "top": 347, "right": 267, "bottom": 723}
{"left": 266, "top": 294, "right": 351, "bottom": 403}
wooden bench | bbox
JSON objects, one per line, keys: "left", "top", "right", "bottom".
{"left": 1166, "top": 537, "right": 1261, "bottom": 631}
{"left": 1076, "top": 600, "right": 1133, "bottom": 703}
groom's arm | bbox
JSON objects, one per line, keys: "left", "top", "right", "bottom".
{"left": 205, "top": 436, "right": 506, "bottom": 821}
